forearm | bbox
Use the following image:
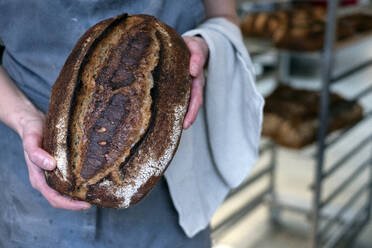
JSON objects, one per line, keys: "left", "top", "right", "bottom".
{"left": 202, "top": 0, "right": 239, "bottom": 25}
{"left": 0, "top": 66, "right": 42, "bottom": 137}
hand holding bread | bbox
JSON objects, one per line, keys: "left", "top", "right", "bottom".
{"left": 182, "top": 35, "right": 209, "bottom": 129}
{"left": 20, "top": 108, "right": 91, "bottom": 210}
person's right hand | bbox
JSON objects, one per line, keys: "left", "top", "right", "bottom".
{"left": 20, "top": 109, "right": 91, "bottom": 210}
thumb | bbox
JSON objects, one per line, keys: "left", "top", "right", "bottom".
{"left": 23, "top": 132, "right": 56, "bottom": 171}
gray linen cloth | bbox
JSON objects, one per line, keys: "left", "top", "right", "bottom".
{"left": 165, "top": 17, "right": 264, "bottom": 237}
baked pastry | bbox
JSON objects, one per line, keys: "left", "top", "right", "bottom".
{"left": 262, "top": 85, "right": 363, "bottom": 149}
{"left": 267, "top": 11, "right": 288, "bottom": 37}
{"left": 342, "top": 13, "right": 372, "bottom": 33}
{"left": 240, "top": 14, "right": 256, "bottom": 37}
{"left": 42, "top": 14, "right": 192, "bottom": 208}
{"left": 254, "top": 13, "right": 271, "bottom": 37}
{"left": 241, "top": 6, "right": 364, "bottom": 51}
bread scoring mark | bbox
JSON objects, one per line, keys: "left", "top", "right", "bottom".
{"left": 84, "top": 55, "right": 158, "bottom": 187}
{"left": 95, "top": 31, "right": 152, "bottom": 90}
{"left": 81, "top": 93, "right": 129, "bottom": 179}
{"left": 107, "top": 20, "right": 190, "bottom": 207}
{"left": 74, "top": 20, "right": 161, "bottom": 189}
{"left": 46, "top": 18, "right": 128, "bottom": 188}
{"left": 70, "top": 17, "right": 148, "bottom": 186}
{"left": 69, "top": 18, "right": 133, "bottom": 187}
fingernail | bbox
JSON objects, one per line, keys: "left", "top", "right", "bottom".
{"left": 184, "top": 121, "right": 189, "bottom": 129}
{"left": 43, "top": 158, "right": 54, "bottom": 170}
{"left": 191, "top": 65, "right": 198, "bottom": 75}
{"left": 81, "top": 203, "right": 91, "bottom": 210}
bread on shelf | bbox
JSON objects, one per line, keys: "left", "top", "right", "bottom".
{"left": 262, "top": 85, "right": 363, "bottom": 149}
{"left": 240, "top": 5, "right": 372, "bottom": 51}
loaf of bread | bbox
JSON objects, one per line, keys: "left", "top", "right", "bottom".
{"left": 42, "top": 14, "right": 192, "bottom": 208}
{"left": 262, "top": 85, "right": 363, "bottom": 149}
{"left": 240, "top": 6, "right": 372, "bottom": 51}
{"left": 240, "top": 11, "right": 287, "bottom": 39}
{"left": 342, "top": 13, "right": 372, "bottom": 33}
{"left": 240, "top": 14, "right": 256, "bottom": 37}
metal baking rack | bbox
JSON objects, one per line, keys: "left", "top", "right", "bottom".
{"left": 212, "top": 1, "right": 372, "bottom": 247}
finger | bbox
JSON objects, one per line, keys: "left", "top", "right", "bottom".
{"left": 186, "top": 38, "right": 207, "bottom": 77}
{"left": 28, "top": 162, "right": 90, "bottom": 210}
{"left": 39, "top": 181, "right": 91, "bottom": 211}
{"left": 25, "top": 154, "right": 90, "bottom": 210}
{"left": 25, "top": 154, "right": 43, "bottom": 190}
{"left": 23, "top": 132, "right": 56, "bottom": 170}
{"left": 184, "top": 75, "right": 205, "bottom": 129}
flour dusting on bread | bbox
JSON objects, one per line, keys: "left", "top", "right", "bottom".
{"left": 43, "top": 14, "right": 191, "bottom": 208}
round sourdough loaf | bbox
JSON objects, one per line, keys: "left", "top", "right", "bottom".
{"left": 42, "top": 14, "right": 191, "bottom": 208}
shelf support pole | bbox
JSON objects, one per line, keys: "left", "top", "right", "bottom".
{"left": 312, "top": 0, "right": 339, "bottom": 247}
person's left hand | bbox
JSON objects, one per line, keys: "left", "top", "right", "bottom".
{"left": 182, "top": 35, "right": 209, "bottom": 129}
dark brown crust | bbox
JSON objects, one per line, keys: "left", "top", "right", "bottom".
{"left": 43, "top": 16, "right": 120, "bottom": 194}
{"left": 43, "top": 14, "right": 191, "bottom": 208}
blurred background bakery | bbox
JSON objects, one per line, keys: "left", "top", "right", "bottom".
{"left": 1, "top": 1, "right": 371, "bottom": 247}
{"left": 210, "top": 0, "right": 372, "bottom": 248}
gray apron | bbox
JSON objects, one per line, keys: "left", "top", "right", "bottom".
{"left": 0, "top": 1, "right": 210, "bottom": 247}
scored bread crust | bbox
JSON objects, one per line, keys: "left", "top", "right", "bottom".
{"left": 42, "top": 14, "right": 191, "bottom": 208}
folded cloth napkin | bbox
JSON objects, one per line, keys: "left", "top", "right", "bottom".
{"left": 164, "top": 17, "right": 264, "bottom": 237}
